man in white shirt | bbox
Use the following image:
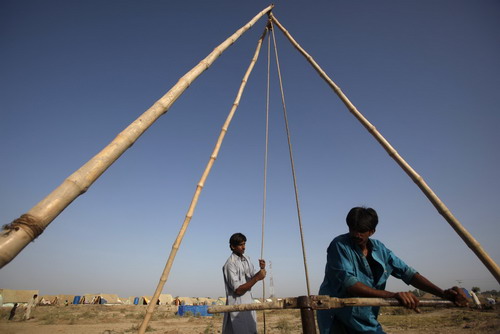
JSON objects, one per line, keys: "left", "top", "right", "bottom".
{"left": 222, "top": 233, "right": 266, "bottom": 334}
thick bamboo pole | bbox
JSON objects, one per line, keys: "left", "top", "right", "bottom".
{"left": 269, "top": 14, "right": 500, "bottom": 284}
{"left": 137, "top": 25, "right": 269, "bottom": 334}
{"left": 0, "top": 4, "right": 274, "bottom": 269}
{"left": 207, "top": 295, "right": 453, "bottom": 313}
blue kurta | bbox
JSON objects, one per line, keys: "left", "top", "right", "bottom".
{"left": 222, "top": 253, "right": 258, "bottom": 334}
{"left": 317, "top": 233, "right": 417, "bottom": 333}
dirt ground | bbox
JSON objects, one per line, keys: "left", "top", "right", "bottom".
{"left": 0, "top": 304, "right": 498, "bottom": 334}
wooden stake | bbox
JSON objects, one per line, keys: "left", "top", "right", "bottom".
{"left": 0, "top": 4, "right": 274, "bottom": 269}
{"left": 137, "top": 24, "right": 270, "bottom": 334}
{"left": 269, "top": 13, "right": 500, "bottom": 284}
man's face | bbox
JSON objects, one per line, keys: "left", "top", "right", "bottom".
{"left": 231, "top": 241, "right": 246, "bottom": 257}
{"left": 349, "top": 228, "right": 374, "bottom": 248}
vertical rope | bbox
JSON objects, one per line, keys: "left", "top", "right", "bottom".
{"left": 270, "top": 24, "right": 312, "bottom": 296}
{"left": 260, "top": 22, "right": 272, "bottom": 334}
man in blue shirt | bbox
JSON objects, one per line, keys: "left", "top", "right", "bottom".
{"left": 317, "top": 207, "right": 467, "bottom": 334}
{"left": 222, "top": 233, "right": 266, "bottom": 334}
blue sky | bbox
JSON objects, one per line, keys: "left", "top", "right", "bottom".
{"left": 1, "top": 0, "right": 499, "bottom": 299}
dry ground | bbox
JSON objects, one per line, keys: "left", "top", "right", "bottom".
{"left": 0, "top": 304, "right": 498, "bottom": 333}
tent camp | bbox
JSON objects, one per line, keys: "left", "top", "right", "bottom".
{"left": 0, "top": 289, "right": 39, "bottom": 305}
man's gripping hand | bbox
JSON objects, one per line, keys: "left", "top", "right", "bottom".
{"left": 393, "top": 291, "right": 420, "bottom": 312}
{"left": 443, "top": 286, "right": 469, "bottom": 307}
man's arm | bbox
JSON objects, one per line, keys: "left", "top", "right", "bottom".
{"left": 347, "top": 273, "right": 468, "bottom": 311}
{"left": 234, "top": 259, "right": 266, "bottom": 296}
{"left": 347, "top": 282, "right": 420, "bottom": 310}
{"left": 410, "top": 273, "right": 468, "bottom": 306}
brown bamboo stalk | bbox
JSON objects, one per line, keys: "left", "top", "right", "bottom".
{"left": 137, "top": 25, "right": 269, "bottom": 334}
{"left": 269, "top": 13, "right": 500, "bottom": 284}
{"left": 0, "top": 4, "right": 274, "bottom": 269}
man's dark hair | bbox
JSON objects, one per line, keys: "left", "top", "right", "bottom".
{"left": 229, "top": 233, "right": 247, "bottom": 249}
{"left": 346, "top": 207, "right": 378, "bottom": 232}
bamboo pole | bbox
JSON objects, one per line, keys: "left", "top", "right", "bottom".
{"left": 137, "top": 25, "right": 269, "bottom": 334}
{"left": 0, "top": 4, "right": 274, "bottom": 269}
{"left": 207, "top": 295, "right": 453, "bottom": 313}
{"left": 269, "top": 13, "right": 500, "bottom": 284}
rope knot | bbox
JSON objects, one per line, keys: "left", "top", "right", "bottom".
{"left": 2, "top": 214, "right": 45, "bottom": 241}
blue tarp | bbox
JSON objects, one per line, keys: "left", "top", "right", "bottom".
{"left": 178, "top": 305, "right": 211, "bottom": 316}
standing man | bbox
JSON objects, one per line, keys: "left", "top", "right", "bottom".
{"left": 222, "top": 233, "right": 266, "bottom": 334}
{"left": 317, "top": 207, "right": 468, "bottom": 334}
{"left": 23, "top": 294, "right": 38, "bottom": 321}
{"left": 9, "top": 303, "right": 19, "bottom": 320}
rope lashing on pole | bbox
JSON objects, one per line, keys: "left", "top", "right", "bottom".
{"left": 270, "top": 21, "right": 312, "bottom": 296}
{"left": 2, "top": 214, "right": 45, "bottom": 241}
{"left": 0, "top": 4, "right": 274, "bottom": 270}
{"left": 268, "top": 13, "right": 500, "bottom": 284}
{"left": 137, "top": 24, "right": 271, "bottom": 334}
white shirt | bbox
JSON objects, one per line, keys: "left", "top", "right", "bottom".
{"left": 222, "top": 252, "right": 258, "bottom": 334}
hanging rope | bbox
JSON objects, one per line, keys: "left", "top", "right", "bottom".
{"left": 260, "top": 21, "right": 272, "bottom": 334}
{"left": 270, "top": 22, "right": 312, "bottom": 296}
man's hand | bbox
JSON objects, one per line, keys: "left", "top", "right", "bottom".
{"left": 443, "top": 286, "right": 469, "bottom": 307}
{"left": 255, "top": 269, "right": 266, "bottom": 281}
{"left": 393, "top": 291, "right": 420, "bottom": 312}
{"left": 259, "top": 259, "right": 266, "bottom": 269}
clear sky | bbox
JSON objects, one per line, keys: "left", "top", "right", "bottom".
{"left": 1, "top": 0, "right": 499, "bottom": 299}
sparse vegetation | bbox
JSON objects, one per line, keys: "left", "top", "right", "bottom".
{"left": 124, "top": 324, "right": 154, "bottom": 332}
{"left": 0, "top": 304, "right": 498, "bottom": 333}
{"left": 204, "top": 322, "right": 215, "bottom": 334}
{"left": 275, "top": 317, "right": 293, "bottom": 333}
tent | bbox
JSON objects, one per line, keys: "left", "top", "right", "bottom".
{"left": 0, "top": 289, "right": 39, "bottom": 305}
{"left": 139, "top": 296, "right": 151, "bottom": 305}
{"left": 121, "top": 296, "right": 136, "bottom": 305}
{"left": 215, "top": 297, "right": 226, "bottom": 305}
{"left": 81, "top": 294, "right": 100, "bottom": 304}
{"left": 196, "top": 297, "right": 215, "bottom": 305}
{"left": 39, "top": 295, "right": 59, "bottom": 305}
{"left": 98, "top": 294, "right": 122, "bottom": 304}
{"left": 158, "top": 294, "right": 173, "bottom": 305}
{"left": 177, "top": 297, "right": 196, "bottom": 305}
{"left": 58, "top": 294, "right": 77, "bottom": 305}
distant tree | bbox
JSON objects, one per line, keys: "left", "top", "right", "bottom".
{"left": 411, "top": 289, "right": 425, "bottom": 297}
{"left": 472, "top": 287, "right": 481, "bottom": 293}
{"left": 482, "top": 290, "right": 499, "bottom": 297}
